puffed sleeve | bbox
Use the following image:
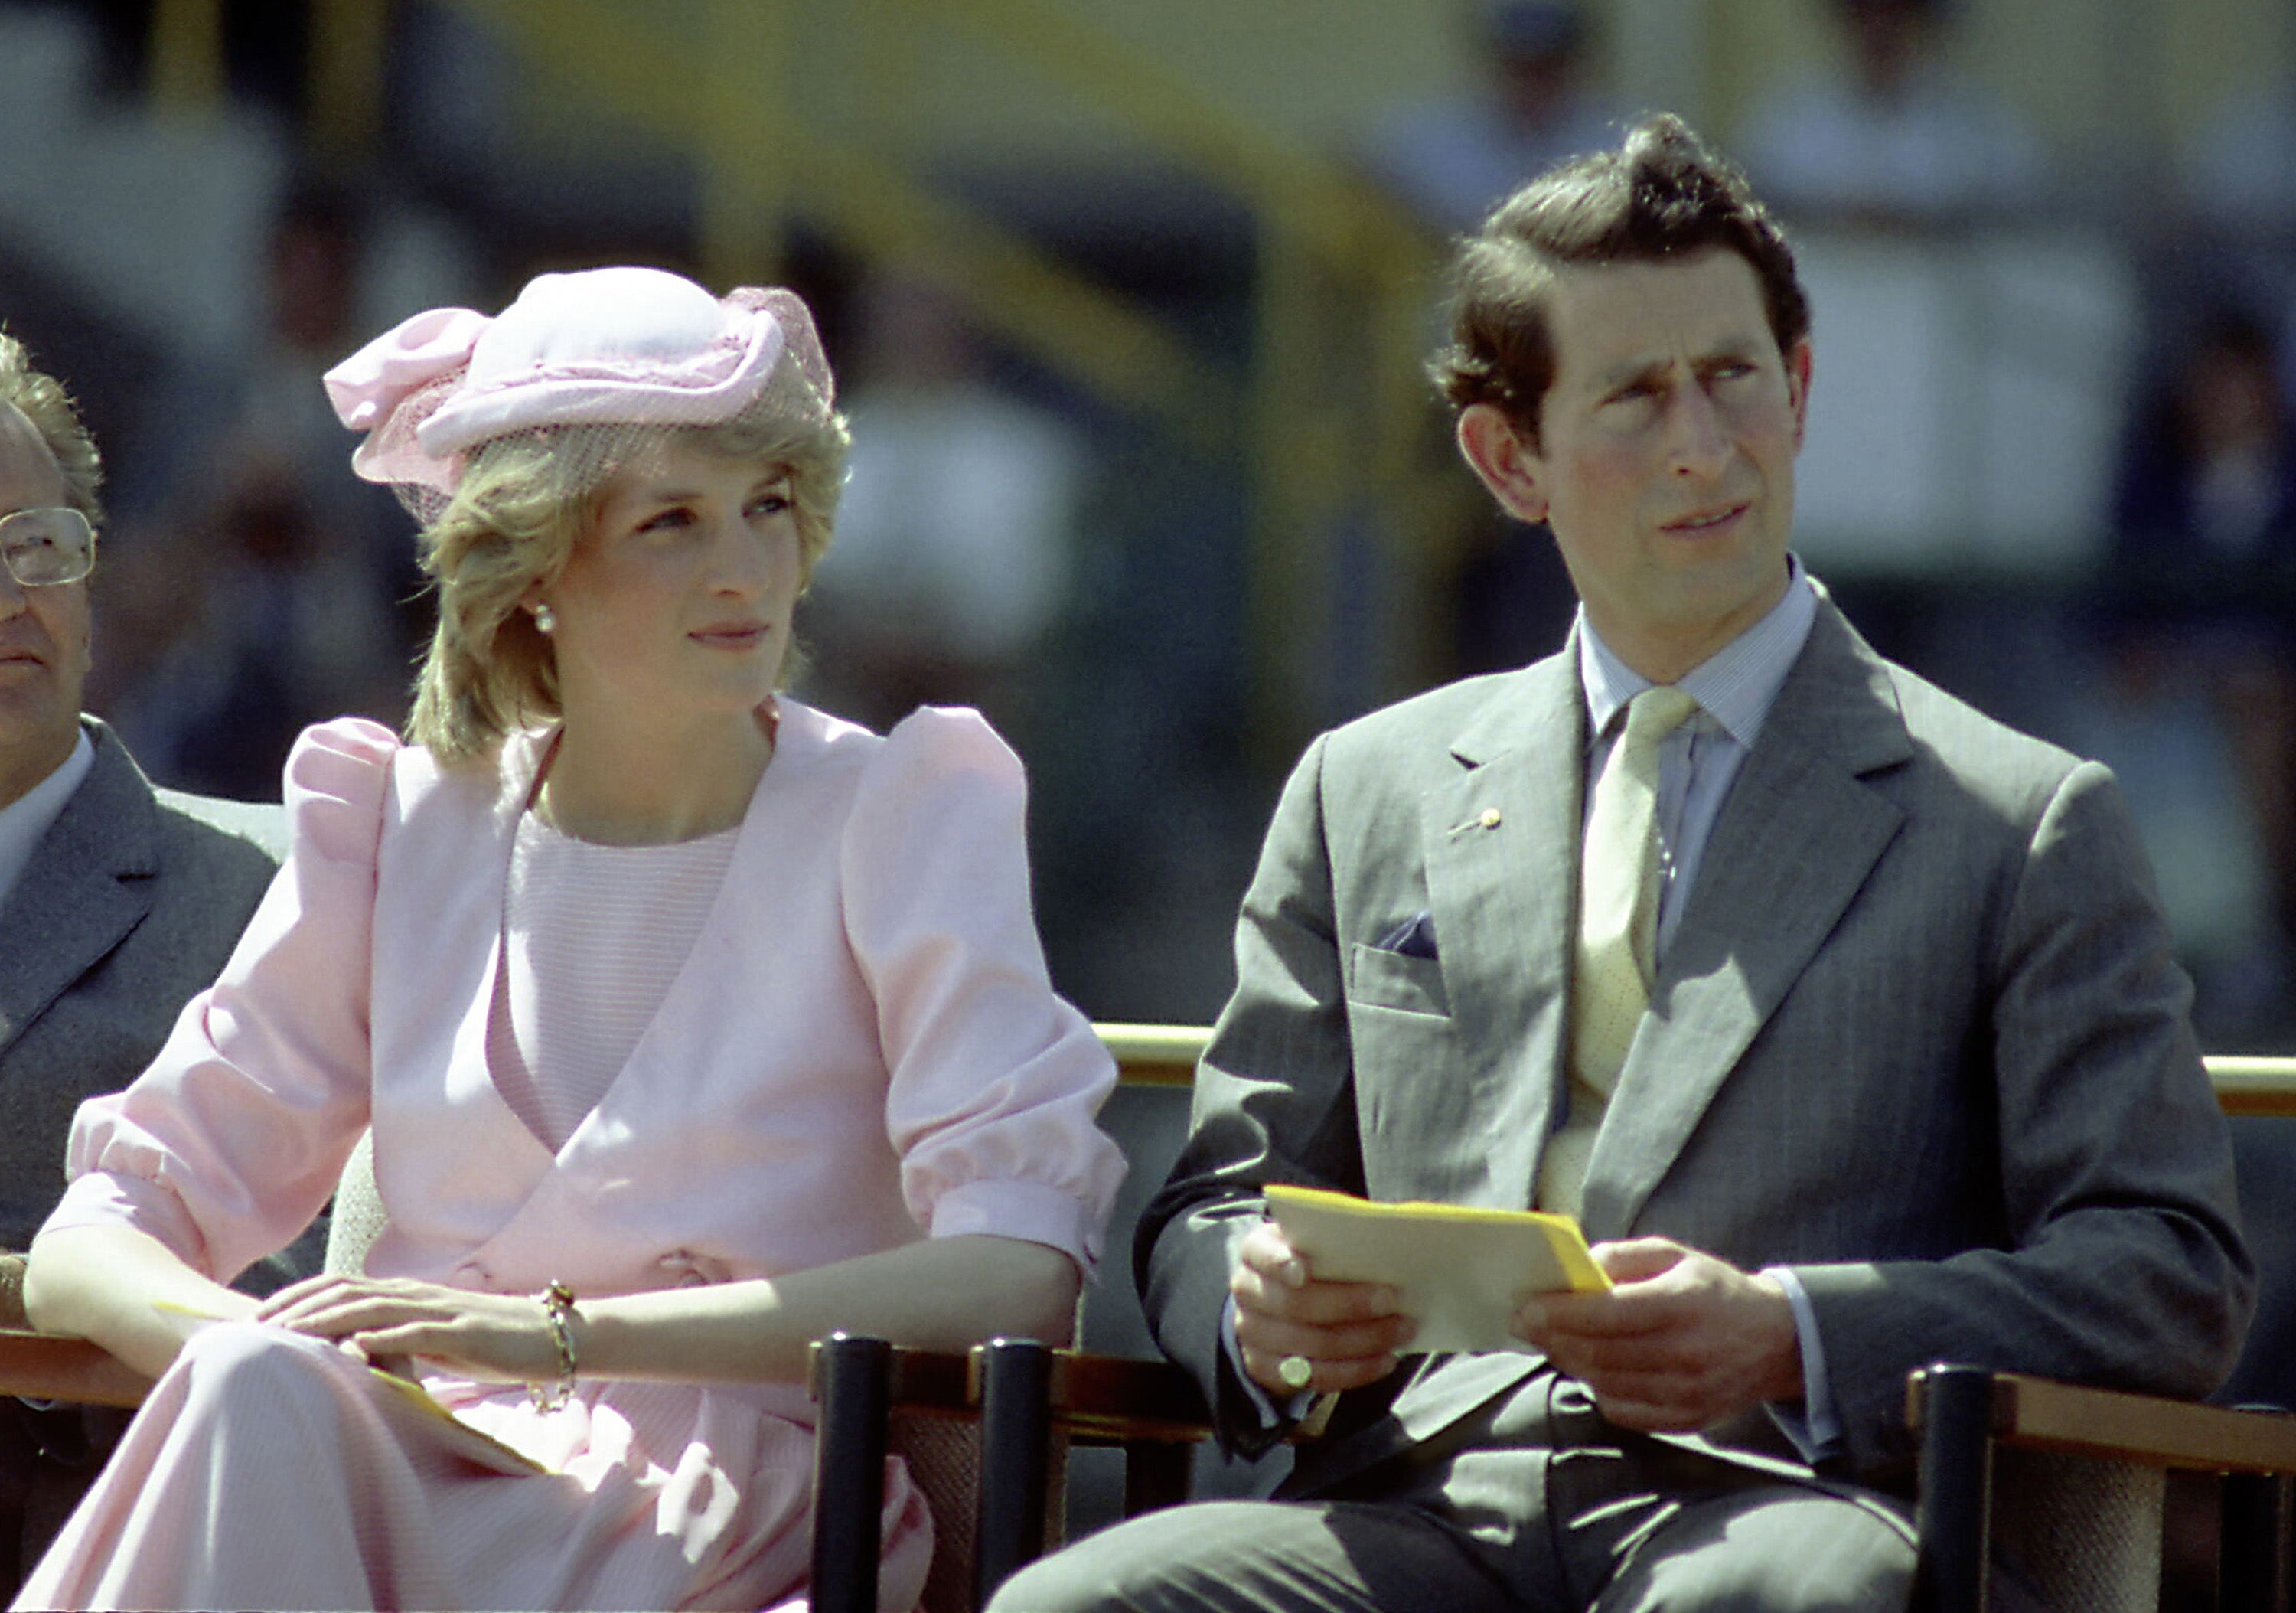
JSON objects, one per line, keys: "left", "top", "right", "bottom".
{"left": 44, "top": 717, "right": 399, "bottom": 1283}
{"left": 840, "top": 707, "right": 1125, "bottom": 1273}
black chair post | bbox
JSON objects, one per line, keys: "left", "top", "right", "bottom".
{"left": 812, "top": 1332, "right": 893, "bottom": 1613}
{"left": 1912, "top": 1364, "right": 1995, "bottom": 1613}
{"left": 2223, "top": 1470, "right": 2294, "bottom": 1613}
{"left": 973, "top": 1337, "right": 1055, "bottom": 1611}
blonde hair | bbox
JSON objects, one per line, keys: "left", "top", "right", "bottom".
{"left": 406, "top": 384, "right": 849, "bottom": 764}
{"left": 0, "top": 331, "right": 102, "bottom": 523}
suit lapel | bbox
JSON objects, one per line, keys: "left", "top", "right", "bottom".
{"left": 0, "top": 728, "right": 158, "bottom": 1063}
{"left": 1581, "top": 602, "right": 1915, "bottom": 1239}
{"left": 1417, "top": 648, "right": 1583, "bottom": 1208}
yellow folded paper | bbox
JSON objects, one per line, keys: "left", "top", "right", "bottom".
{"left": 365, "top": 1370, "right": 548, "bottom": 1474}
{"left": 1264, "top": 1184, "right": 1609, "bottom": 1355}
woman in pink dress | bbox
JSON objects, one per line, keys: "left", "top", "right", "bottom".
{"left": 13, "top": 266, "right": 1126, "bottom": 1612}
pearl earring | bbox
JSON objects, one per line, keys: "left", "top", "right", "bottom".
{"left": 533, "top": 602, "right": 556, "bottom": 634}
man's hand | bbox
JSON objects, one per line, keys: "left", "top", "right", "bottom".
{"left": 1512, "top": 1237, "right": 1801, "bottom": 1432}
{"left": 1231, "top": 1220, "right": 1415, "bottom": 1396}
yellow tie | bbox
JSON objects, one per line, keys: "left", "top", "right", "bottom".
{"left": 1538, "top": 685, "right": 1701, "bottom": 1218}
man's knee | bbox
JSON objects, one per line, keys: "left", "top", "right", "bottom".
{"left": 987, "top": 1505, "right": 1272, "bottom": 1613}
{"left": 987, "top": 1498, "right": 1517, "bottom": 1613}
{"left": 1593, "top": 1487, "right": 1915, "bottom": 1612}
{"left": 987, "top": 1541, "right": 1113, "bottom": 1613}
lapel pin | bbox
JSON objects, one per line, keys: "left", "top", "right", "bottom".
{"left": 1450, "top": 806, "right": 1504, "bottom": 834}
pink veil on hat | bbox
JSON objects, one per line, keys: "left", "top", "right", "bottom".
{"left": 324, "top": 266, "right": 837, "bottom": 522}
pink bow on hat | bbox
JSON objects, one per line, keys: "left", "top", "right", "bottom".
{"left": 325, "top": 306, "right": 491, "bottom": 433}
{"left": 323, "top": 305, "right": 493, "bottom": 492}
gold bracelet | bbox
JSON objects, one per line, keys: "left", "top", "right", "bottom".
{"left": 530, "top": 1279, "right": 579, "bottom": 1411}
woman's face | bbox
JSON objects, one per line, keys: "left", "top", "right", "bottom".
{"left": 541, "top": 439, "right": 801, "bottom": 733}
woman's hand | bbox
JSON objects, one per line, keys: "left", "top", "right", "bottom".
{"left": 256, "top": 1275, "right": 563, "bottom": 1385}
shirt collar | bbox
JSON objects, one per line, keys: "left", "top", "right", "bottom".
{"left": 0, "top": 725, "right": 96, "bottom": 912}
{"left": 1578, "top": 557, "right": 1819, "bottom": 747}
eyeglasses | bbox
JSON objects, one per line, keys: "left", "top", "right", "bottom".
{"left": 0, "top": 507, "right": 94, "bottom": 588}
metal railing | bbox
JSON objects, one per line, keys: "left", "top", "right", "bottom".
{"left": 2206, "top": 1057, "right": 2296, "bottom": 1117}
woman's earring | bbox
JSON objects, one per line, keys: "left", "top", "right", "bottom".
{"left": 533, "top": 602, "right": 556, "bottom": 635}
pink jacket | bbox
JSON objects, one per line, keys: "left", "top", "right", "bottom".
{"left": 51, "top": 702, "right": 1126, "bottom": 1308}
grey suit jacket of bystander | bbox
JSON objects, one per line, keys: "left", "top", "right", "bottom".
{"left": 0, "top": 718, "right": 282, "bottom": 1255}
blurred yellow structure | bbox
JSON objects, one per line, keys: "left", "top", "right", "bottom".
{"left": 132, "top": 0, "right": 2296, "bottom": 761}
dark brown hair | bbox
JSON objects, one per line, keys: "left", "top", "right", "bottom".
{"left": 1433, "top": 114, "right": 1809, "bottom": 447}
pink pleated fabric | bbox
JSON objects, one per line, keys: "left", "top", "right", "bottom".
{"left": 19, "top": 1324, "right": 931, "bottom": 1612}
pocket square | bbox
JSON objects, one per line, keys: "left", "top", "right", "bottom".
{"left": 1375, "top": 910, "right": 1439, "bottom": 961}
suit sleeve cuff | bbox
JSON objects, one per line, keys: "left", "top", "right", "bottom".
{"left": 1221, "top": 1295, "right": 1314, "bottom": 1428}
{"left": 1763, "top": 1265, "right": 1844, "bottom": 1463}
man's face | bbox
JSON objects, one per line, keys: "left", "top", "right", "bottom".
{"left": 1460, "top": 249, "right": 1811, "bottom": 682}
{"left": 0, "top": 404, "right": 90, "bottom": 799}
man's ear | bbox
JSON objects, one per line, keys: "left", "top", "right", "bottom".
{"left": 1786, "top": 338, "right": 1813, "bottom": 450}
{"left": 1456, "top": 403, "right": 1549, "bottom": 525}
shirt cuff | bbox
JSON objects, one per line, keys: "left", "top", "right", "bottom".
{"left": 1220, "top": 1295, "right": 1314, "bottom": 1429}
{"left": 1763, "top": 1265, "right": 1843, "bottom": 1463}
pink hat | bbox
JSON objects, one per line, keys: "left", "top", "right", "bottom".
{"left": 323, "top": 266, "right": 835, "bottom": 498}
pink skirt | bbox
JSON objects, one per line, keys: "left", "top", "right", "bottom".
{"left": 13, "top": 1322, "right": 931, "bottom": 1611}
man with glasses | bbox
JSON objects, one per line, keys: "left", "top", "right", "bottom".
{"left": 0, "top": 331, "right": 285, "bottom": 1592}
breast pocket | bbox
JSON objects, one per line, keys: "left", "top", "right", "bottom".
{"left": 1347, "top": 941, "right": 1451, "bottom": 1018}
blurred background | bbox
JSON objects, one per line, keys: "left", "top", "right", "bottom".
{"left": 15, "top": 0, "right": 2296, "bottom": 1051}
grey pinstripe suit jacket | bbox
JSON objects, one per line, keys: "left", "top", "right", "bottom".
{"left": 1140, "top": 594, "right": 2252, "bottom": 1491}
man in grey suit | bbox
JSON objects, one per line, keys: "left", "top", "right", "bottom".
{"left": 995, "top": 116, "right": 2251, "bottom": 1611}
{"left": 0, "top": 329, "right": 287, "bottom": 1589}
